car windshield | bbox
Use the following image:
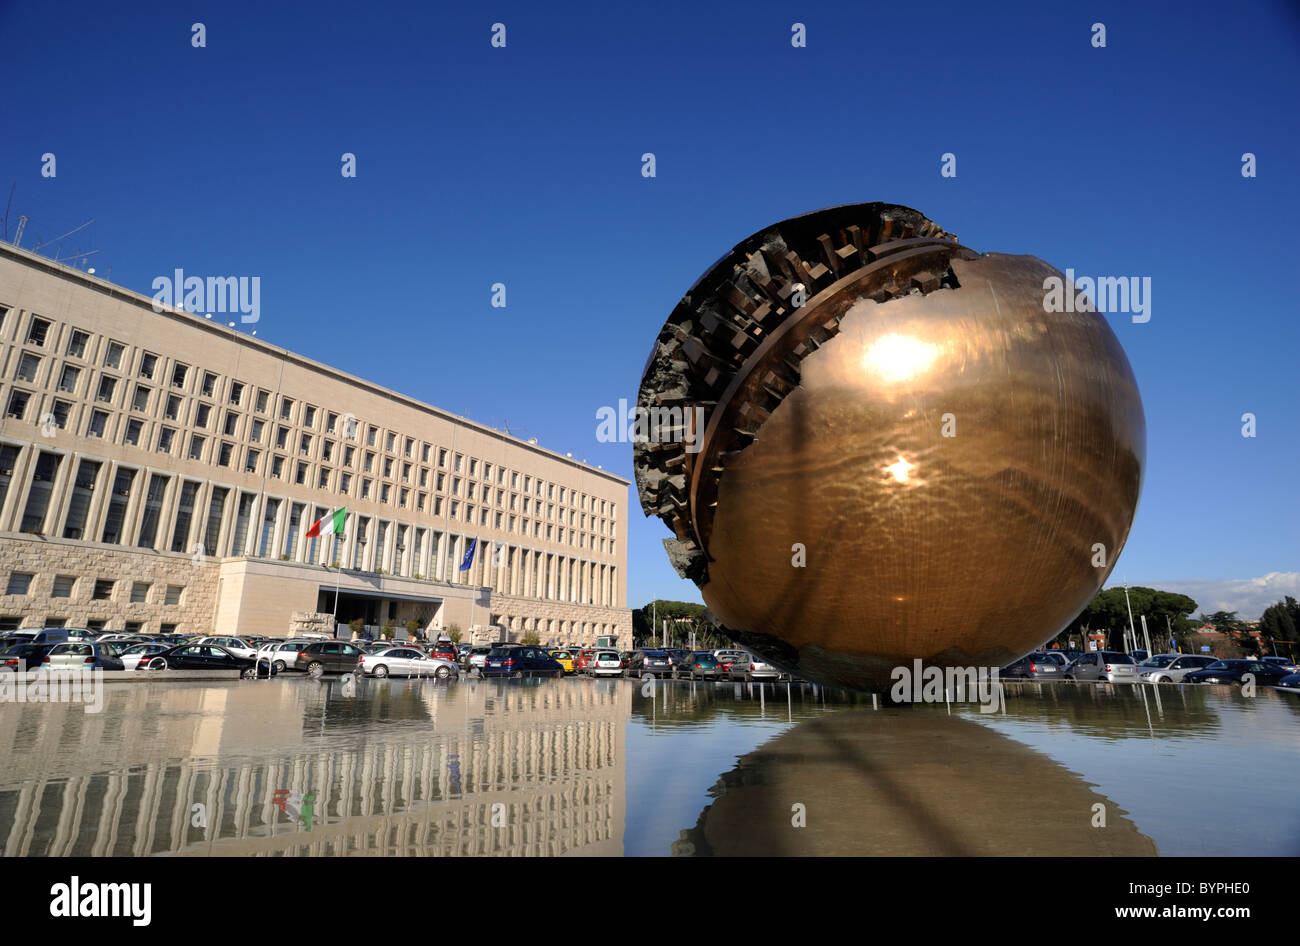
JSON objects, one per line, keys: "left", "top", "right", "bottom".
{"left": 1139, "top": 655, "right": 1177, "bottom": 667}
{"left": 597, "top": 652, "right": 618, "bottom": 660}
{"left": 1100, "top": 653, "right": 1134, "bottom": 664}
{"left": 488, "top": 647, "right": 517, "bottom": 657}
{"left": 642, "top": 650, "right": 667, "bottom": 657}
{"left": 551, "top": 651, "right": 571, "bottom": 659}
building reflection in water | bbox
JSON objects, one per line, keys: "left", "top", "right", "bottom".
{"left": 0, "top": 678, "right": 630, "bottom": 857}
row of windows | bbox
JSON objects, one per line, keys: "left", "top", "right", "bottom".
{"left": 0, "top": 443, "right": 620, "bottom": 605}
{"left": 4, "top": 572, "right": 184, "bottom": 604}
{"left": 0, "top": 307, "right": 618, "bottom": 526}
{"left": 0, "top": 616, "right": 179, "bottom": 635}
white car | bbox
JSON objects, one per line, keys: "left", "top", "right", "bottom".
{"left": 591, "top": 651, "right": 624, "bottom": 677}
{"left": 358, "top": 646, "right": 457, "bottom": 679}
{"left": 257, "top": 639, "right": 314, "bottom": 672}
{"left": 117, "top": 642, "right": 172, "bottom": 670}
{"left": 193, "top": 636, "right": 258, "bottom": 659}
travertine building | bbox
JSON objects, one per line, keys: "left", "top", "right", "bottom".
{"left": 0, "top": 243, "right": 630, "bottom": 644}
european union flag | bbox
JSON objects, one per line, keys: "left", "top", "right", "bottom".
{"left": 458, "top": 538, "right": 477, "bottom": 571}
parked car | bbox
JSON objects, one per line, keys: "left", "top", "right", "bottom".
{"left": 726, "top": 652, "right": 780, "bottom": 681}
{"left": 548, "top": 650, "right": 576, "bottom": 674}
{"left": 256, "top": 639, "right": 315, "bottom": 673}
{"left": 1064, "top": 651, "right": 1138, "bottom": 683}
{"left": 30, "top": 628, "right": 95, "bottom": 645}
{"left": 1002, "top": 653, "right": 1064, "bottom": 679}
{"left": 1037, "top": 652, "right": 1070, "bottom": 668}
{"left": 1131, "top": 649, "right": 1149, "bottom": 662}
{"left": 1183, "top": 660, "right": 1293, "bottom": 686}
{"left": 466, "top": 646, "right": 493, "bottom": 673}
{"left": 359, "top": 646, "right": 457, "bottom": 679}
{"left": 427, "top": 640, "right": 458, "bottom": 662}
{"left": 590, "top": 650, "right": 624, "bottom": 678}
{"left": 290, "top": 640, "right": 364, "bottom": 678}
{"left": 625, "top": 649, "right": 675, "bottom": 677}
{"left": 1260, "top": 656, "right": 1299, "bottom": 673}
{"left": 712, "top": 649, "right": 748, "bottom": 675}
{"left": 1, "top": 642, "right": 55, "bottom": 671}
{"left": 676, "top": 652, "right": 722, "bottom": 680}
{"left": 138, "top": 643, "right": 276, "bottom": 678}
{"left": 116, "top": 642, "right": 172, "bottom": 671}
{"left": 191, "top": 636, "right": 259, "bottom": 660}
{"left": 483, "top": 645, "right": 564, "bottom": 678}
{"left": 40, "top": 641, "right": 125, "bottom": 671}
{"left": 1136, "top": 653, "right": 1217, "bottom": 683}
{"left": 1271, "top": 672, "right": 1300, "bottom": 694}
{"left": 575, "top": 649, "right": 600, "bottom": 675}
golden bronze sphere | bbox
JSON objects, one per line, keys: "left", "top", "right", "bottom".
{"left": 635, "top": 203, "right": 1144, "bottom": 691}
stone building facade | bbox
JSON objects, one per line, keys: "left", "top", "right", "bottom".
{"left": 0, "top": 243, "right": 631, "bottom": 645}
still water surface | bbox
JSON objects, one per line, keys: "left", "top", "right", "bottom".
{"left": 0, "top": 676, "right": 1295, "bottom": 856}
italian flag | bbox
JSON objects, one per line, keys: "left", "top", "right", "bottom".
{"left": 305, "top": 507, "right": 347, "bottom": 538}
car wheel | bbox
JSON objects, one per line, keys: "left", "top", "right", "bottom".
{"left": 436, "top": 665, "right": 451, "bottom": 679}
{"left": 241, "top": 667, "right": 257, "bottom": 680}
{"left": 307, "top": 661, "right": 324, "bottom": 679}
{"left": 272, "top": 659, "right": 286, "bottom": 673}
{"left": 146, "top": 657, "right": 168, "bottom": 671}
{"left": 373, "top": 664, "right": 389, "bottom": 678}
{"left": 745, "top": 673, "right": 753, "bottom": 682}
{"left": 1064, "top": 674, "right": 1074, "bottom": 681}
{"left": 510, "top": 670, "right": 522, "bottom": 679}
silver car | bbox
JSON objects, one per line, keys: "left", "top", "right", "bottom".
{"left": 1065, "top": 651, "right": 1139, "bottom": 683}
{"left": 42, "top": 641, "right": 125, "bottom": 671}
{"left": 727, "top": 652, "right": 780, "bottom": 681}
{"left": 256, "top": 639, "right": 314, "bottom": 672}
{"left": 359, "top": 646, "right": 457, "bottom": 679}
{"left": 194, "top": 636, "right": 258, "bottom": 659}
{"left": 1137, "top": 653, "right": 1216, "bottom": 683}
{"left": 116, "top": 642, "right": 172, "bottom": 671}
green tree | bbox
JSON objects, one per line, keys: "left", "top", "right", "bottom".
{"left": 1053, "top": 586, "right": 1199, "bottom": 651}
{"left": 445, "top": 623, "right": 463, "bottom": 644}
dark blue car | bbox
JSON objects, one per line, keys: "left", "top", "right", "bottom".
{"left": 482, "top": 645, "right": 564, "bottom": 678}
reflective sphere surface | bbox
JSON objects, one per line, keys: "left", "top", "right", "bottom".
{"left": 635, "top": 204, "right": 1144, "bottom": 691}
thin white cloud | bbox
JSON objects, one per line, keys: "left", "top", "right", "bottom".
{"left": 1116, "top": 572, "right": 1300, "bottom": 621}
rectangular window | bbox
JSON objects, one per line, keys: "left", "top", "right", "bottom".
{"left": 26, "top": 317, "right": 50, "bottom": 346}
{"left": 164, "top": 395, "right": 181, "bottom": 420}
{"left": 317, "top": 468, "right": 330, "bottom": 489}
{"left": 249, "top": 418, "right": 264, "bottom": 442}
{"left": 228, "top": 381, "right": 244, "bottom": 405}
{"left": 101, "top": 468, "right": 137, "bottom": 544}
{"left": 258, "top": 498, "right": 280, "bottom": 556}
{"left": 279, "top": 398, "right": 294, "bottom": 421}
{"left": 137, "top": 473, "right": 170, "bottom": 548}
{"left": 124, "top": 418, "right": 143, "bottom": 445}
{"left": 203, "top": 486, "right": 228, "bottom": 557}
{"left": 299, "top": 433, "right": 312, "bottom": 456}
{"left": 284, "top": 502, "right": 304, "bottom": 558}
{"left": 195, "top": 403, "right": 211, "bottom": 427}
{"left": 51, "top": 575, "right": 75, "bottom": 598}
{"left": 62, "top": 459, "right": 101, "bottom": 540}
{"left": 255, "top": 390, "right": 269, "bottom": 412}
{"left": 170, "top": 481, "right": 199, "bottom": 552}
{"left": 50, "top": 399, "right": 71, "bottom": 430}
{"left": 306, "top": 505, "right": 328, "bottom": 563}
{"left": 271, "top": 456, "right": 284, "bottom": 478}
{"left": 6, "top": 573, "right": 33, "bottom": 595}
{"left": 353, "top": 516, "right": 370, "bottom": 568}
{"left": 130, "top": 582, "right": 150, "bottom": 604}
{"left": 67, "top": 330, "right": 90, "bottom": 358}
{"left": 96, "top": 375, "right": 117, "bottom": 402}
{"left": 171, "top": 363, "right": 188, "bottom": 388}
{"left": 321, "top": 440, "right": 333, "bottom": 462}
{"left": 230, "top": 492, "right": 256, "bottom": 555}
{"left": 157, "top": 427, "right": 176, "bottom": 453}
{"left": 217, "top": 442, "right": 233, "bottom": 467}
{"left": 92, "top": 579, "right": 114, "bottom": 600}
{"left": 201, "top": 372, "right": 217, "bottom": 397}
{"left": 20, "top": 451, "right": 62, "bottom": 533}
{"left": 187, "top": 435, "right": 204, "bottom": 460}
{"left": 139, "top": 352, "right": 158, "bottom": 379}
{"left": 223, "top": 412, "right": 238, "bottom": 436}
{"left": 6, "top": 390, "right": 31, "bottom": 419}
{"left": 244, "top": 448, "right": 260, "bottom": 473}
{"left": 15, "top": 352, "right": 40, "bottom": 382}
{"left": 88, "top": 410, "right": 109, "bottom": 438}
{"left": 303, "top": 405, "right": 316, "bottom": 427}
{"left": 164, "top": 585, "right": 182, "bottom": 606}
{"left": 131, "top": 385, "right": 150, "bottom": 411}
{"left": 104, "top": 341, "right": 125, "bottom": 370}
{"left": 339, "top": 472, "right": 351, "bottom": 494}
{"left": 295, "top": 461, "right": 307, "bottom": 485}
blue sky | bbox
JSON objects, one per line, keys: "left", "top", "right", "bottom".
{"left": 2, "top": 0, "right": 1296, "bottom": 617}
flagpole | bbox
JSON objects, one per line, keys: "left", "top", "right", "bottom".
{"left": 331, "top": 533, "right": 342, "bottom": 631}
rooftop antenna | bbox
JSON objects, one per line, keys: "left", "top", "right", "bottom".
{"left": 32, "top": 217, "right": 95, "bottom": 254}
{"left": 498, "top": 419, "right": 528, "bottom": 439}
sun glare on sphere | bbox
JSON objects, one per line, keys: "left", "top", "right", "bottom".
{"left": 885, "top": 455, "right": 915, "bottom": 484}
{"left": 863, "top": 333, "right": 939, "bottom": 384}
